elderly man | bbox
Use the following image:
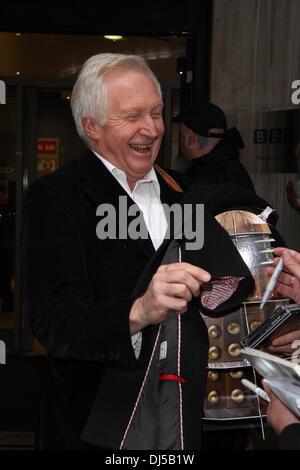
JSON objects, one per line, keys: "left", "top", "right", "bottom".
{"left": 22, "top": 54, "right": 251, "bottom": 450}
{"left": 175, "top": 103, "right": 255, "bottom": 191}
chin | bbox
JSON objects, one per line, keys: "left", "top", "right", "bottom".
{"left": 130, "top": 156, "right": 156, "bottom": 172}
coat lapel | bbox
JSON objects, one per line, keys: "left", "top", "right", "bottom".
{"left": 77, "top": 150, "right": 183, "bottom": 260}
{"left": 78, "top": 150, "right": 127, "bottom": 208}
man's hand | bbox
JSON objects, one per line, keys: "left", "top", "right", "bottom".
{"left": 265, "top": 330, "right": 300, "bottom": 356}
{"left": 129, "top": 262, "right": 211, "bottom": 335}
{"left": 267, "top": 247, "right": 300, "bottom": 306}
{"left": 262, "top": 381, "right": 300, "bottom": 436}
{"left": 265, "top": 248, "right": 300, "bottom": 357}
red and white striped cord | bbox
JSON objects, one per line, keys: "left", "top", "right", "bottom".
{"left": 120, "top": 246, "right": 185, "bottom": 450}
{"left": 177, "top": 246, "right": 184, "bottom": 450}
{"left": 119, "top": 324, "right": 161, "bottom": 450}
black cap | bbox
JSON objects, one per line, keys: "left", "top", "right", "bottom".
{"left": 173, "top": 102, "right": 227, "bottom": 137}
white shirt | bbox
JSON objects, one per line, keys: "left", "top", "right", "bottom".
{"left": 92, "top": 150, "right": 168, "bottom": 357}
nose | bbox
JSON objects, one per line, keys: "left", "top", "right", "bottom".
{"left": 140, "top": 115, "right": 162, "bottom": 139}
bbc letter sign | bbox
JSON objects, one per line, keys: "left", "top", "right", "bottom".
{"left": 0, "top": 80, "right": 6, "bottom": 104}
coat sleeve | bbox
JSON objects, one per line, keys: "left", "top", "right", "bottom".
{"left": 279, "top": 423, "right": 300, "bottom": 450}
{"left": 21, "top": 176, "right": 138, "bottom": 366}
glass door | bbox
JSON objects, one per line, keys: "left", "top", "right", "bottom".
{"left": 0, "top": 86, "right": 16, "bottom": 355}
{"left": 22, "top": 85, "right": 86, "bottom": 354}
{"left": 0, "top": 78, "right": 181, "bottom": 355}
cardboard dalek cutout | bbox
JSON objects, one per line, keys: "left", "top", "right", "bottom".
{"left": 202, "top": 208, "right": 289, "bottom": 421}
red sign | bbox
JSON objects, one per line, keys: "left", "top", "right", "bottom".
{"left": 37, "top": 141, "right": 57, "bottom": 154}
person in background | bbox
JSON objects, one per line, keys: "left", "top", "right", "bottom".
{"left": 174, "top": 102, "right": 255, "bottom": 191}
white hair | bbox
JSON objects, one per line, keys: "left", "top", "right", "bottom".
{"left": 71, "top": 53, "right": 162, "bottom": 144}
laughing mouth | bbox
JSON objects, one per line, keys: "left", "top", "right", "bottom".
{"left": 129, "top": 143, "right": 152, "bottom": 150}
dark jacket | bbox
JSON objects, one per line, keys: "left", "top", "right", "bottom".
{"left": 21, "top": 150, "right": 184, "bottom": 449}
{"left": 21, "top": 150, "right": 253, "bottom": 450}
{"left": 279, "top": 423, "right": 300, "bottom": 450}
{"left": 185, "top": 127, "right": 255, "bottom": 192}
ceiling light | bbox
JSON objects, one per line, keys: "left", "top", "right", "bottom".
{"left": 61, "top": 91, "right": 71, "bottom": 101}
{"left": 104, "top": 35, "right": 123, "bottom": 42}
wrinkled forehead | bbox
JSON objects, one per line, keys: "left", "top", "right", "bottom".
{"left": 104, "top": 69, "right": 163, "bottom": 112}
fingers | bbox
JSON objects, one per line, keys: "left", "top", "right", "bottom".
{"left": 157, "top": 282, "right": 193, "bottom": 303}
{"left": 156, "top": 263, "right": 210, "bottom": 299}
{"left": 152, "top": 293, "right": 190, "bottom": 314}
{"left": 265, "top": 344, "right": 294, "bottom": 355}
{"left": 271, "top": 330, "right": 300, "bottom": 347}
{"left": 262, "top": 380, "right": 272, "bottom": 399}
{"left": 273, "top": 248, "right": 300, "bottom": 275}
{"left": 131, "top": 263, "right": 212, "bottom": 330}
{"left": 158, "top": 262, "right": 211, "bottom": 283}
{"left": 262, "top": 381, "right": 277, "bottom": 407}
{"left": 281, "top": 249, "right": 300, "bottom": 277}
{"left": 275, "top": 271, "right": 294, "bottom": 287}
{"left": 266, "top": 248, "right": 300, "bottom": 304}
{"left": 265, "top": 330, "right": 300, "bottom": 356}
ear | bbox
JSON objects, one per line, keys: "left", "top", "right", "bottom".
{"left": 81, "top": 116, "right": 101, "bottom": 141}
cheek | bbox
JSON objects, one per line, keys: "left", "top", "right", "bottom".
{"left": 120, "top": 123, "right": 142, "bottom": 143}
{"left": 108, "top": 126, "right": 137, "bottom": 147}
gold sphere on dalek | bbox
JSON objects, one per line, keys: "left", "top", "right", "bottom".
{"left": 203, "top": 209, "right": 289, "bottom": 421}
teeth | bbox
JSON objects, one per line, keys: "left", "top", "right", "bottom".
{"left": 130, "top": 144, "right": 151, "bottom": 149}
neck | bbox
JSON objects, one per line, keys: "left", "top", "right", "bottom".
{"left": 126, "top": 172, "right": 149, "bottom": 192}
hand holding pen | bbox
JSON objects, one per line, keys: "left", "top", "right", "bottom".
{"left": 266, "top": 247, "right": 300, "bottom": 306}
{"left": 263, "top": 247, "right": 300, "bottom": 356}
{"left": 260, "top": 256, "right": 283, "bottom": 309}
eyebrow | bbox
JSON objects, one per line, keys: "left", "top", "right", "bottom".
{"left": 120, "top": 104, "right": 163, "bottom": 116}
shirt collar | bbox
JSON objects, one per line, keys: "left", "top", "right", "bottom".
{"left": 91, "top": 149, "right": 160, "bottom": 196}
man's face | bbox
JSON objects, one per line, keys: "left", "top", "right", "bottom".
{"left": 94, "top": 69, "right": 164, "bottom": 189}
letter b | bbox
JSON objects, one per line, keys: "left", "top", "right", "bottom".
{"left": 0, "top": 80, "right": 6, "bottom": 104}
{"left": 0, "top": 340, "right": 6, "bottom": 364}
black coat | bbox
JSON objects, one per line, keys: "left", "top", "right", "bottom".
{"left": 185, "top": 127, "right": 255, "bottom": 192}
{"left": 21, "top": 150, "right": 253, "bottom": 450}
{"left": 279, "top": 423, "right": 300, "bottom": 450}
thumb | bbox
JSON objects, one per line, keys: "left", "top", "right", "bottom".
{"left": 262, "top": 380, "right": 273, "bottom": 401}
{"left": 262, "top": 379, "right": 269, "bottom": 394}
